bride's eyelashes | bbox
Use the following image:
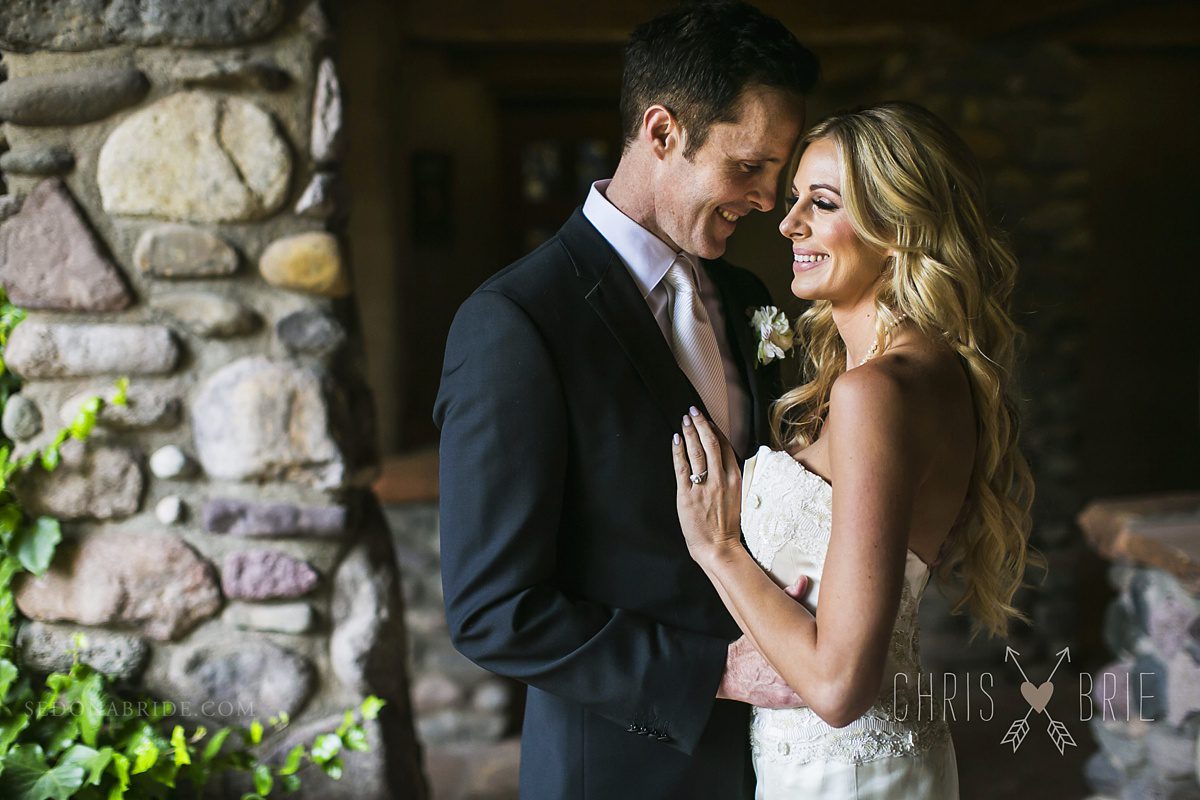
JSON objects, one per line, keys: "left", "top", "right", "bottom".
{"left": 785, "top": 193, "right": 840, "bottom": 213}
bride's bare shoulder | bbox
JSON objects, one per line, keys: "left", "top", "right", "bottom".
{"left": 827, "top": 343, "right": 968, "bottom": 444}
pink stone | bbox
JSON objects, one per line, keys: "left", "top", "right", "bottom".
{"left": 0, "top": 178, "right": 131, "bottom": 311}
{"left": 14, "top": 531, "right": 221, "bottom": 641}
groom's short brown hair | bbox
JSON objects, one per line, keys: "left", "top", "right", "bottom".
{"left": 620, "top": 0, "right": 819, "bottom": 159}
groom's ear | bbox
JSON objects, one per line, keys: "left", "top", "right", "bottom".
{"left": 643, "top": 105, "right": 676, "bottom": 160}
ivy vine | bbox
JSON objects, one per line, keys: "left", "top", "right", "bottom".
{"left": 0, "top": 290, "right": 384, "bottom": 799}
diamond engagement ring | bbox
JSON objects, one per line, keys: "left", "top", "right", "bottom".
{"left": 689, "top": 471, "right": 708, "bottom": 485}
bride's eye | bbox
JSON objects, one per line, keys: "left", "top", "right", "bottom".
{"left": 813, "top": 197, "right": 838, "bottom": 211}
{"left": 785, "top": 194, "right": 800, "bottom": 211}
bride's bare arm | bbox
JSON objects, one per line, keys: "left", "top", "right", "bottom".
{"left": 673, "top": 368, "right": 927, "bottom": 727}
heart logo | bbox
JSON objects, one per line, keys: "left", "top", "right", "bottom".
{"left": 1021, "top": 680, "right": 1054, "bottom": 713}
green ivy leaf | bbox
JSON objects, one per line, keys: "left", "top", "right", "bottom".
{"left": 319, "top": 756, "right": 343, "bottom": 781}
{"left": 309, "top": 734, "right": 340, "bottom": 765}
{"left": 70, "top": 673, "right": 105, "bottom": 747}
{"left": 38, "top": 447, "right": 59, "bottom": 474}
{"left": 0, "top": 743, "right": 86, "bottom": 800}
{"left": 37, "top": 672, "right": 71, "bottom": 718}
{"left": 59, "top": 744, "right": 113, "bottom": 786}
{"left": 13, "top": 517, "right": 60, "bottom": 577}
{"left": 277, "top": 744, "right": 304, "bottom": 777}
{"left": 252, "top": 763, "right": 273, "bottom": 795}
{"left": 112, "top": 379, "right": 128, "bottom": 407}
{"left": 129, "top": 736, "right": 158, "bottom": 775}
{"left": 359, "top": 696, "right": 385, "bottom": 721}
{"left": 248, "top": 719, "right": 263, "bottom": 745}
{"left": 169, "top": 725, "right": 190, "bottom": 767}
{"left": 280, "top": 773, "right": 301, "bottom": 794}
{"left": 342, "top": 725, "right": 368, "bottom": 752}
{"left": 68, "top": 412, "right": 96, "bottom": 442}
{"left": 0, "top": 658, "right": 19, "bottom": 703}
{"left": 0, "top": 502, "right": 21, "bottom": 531}
{"left": 107, "top": 751, "right": 129, "bottom": 798}
{"left": 335, "top": 709, "right": 354, "bottom": 738}
{"left": 201, "top": 727, "right": 232, "bottom": 765}
{"left": 0, "top": 711, "right": 30, "bottom": 758}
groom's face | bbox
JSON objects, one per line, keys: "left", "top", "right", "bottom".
{"left": 656, "top": 86, "right": 803, "bottom": 260}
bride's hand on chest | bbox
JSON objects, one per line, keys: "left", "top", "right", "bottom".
{"left": 671, "top": 406, "right": 744, "bottom": 561}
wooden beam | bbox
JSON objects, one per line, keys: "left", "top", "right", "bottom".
{"left": 403, "top": 0, "right": 1197, "bottom": 49}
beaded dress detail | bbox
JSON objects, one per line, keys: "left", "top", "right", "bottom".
{"left": 741, "top": 446, "right": 958, "bottom": 799}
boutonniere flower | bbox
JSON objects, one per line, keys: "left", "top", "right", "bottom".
{"left": 748, "top": 305, "right": 796, "bottom": 366}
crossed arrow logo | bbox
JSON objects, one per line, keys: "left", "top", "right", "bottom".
{"left": 1002, "top": 646, "right": 1078, "bottom": 755}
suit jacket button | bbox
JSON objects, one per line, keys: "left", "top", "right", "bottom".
{"left": 656, "top": 734, "right": 671, "bottom": 741}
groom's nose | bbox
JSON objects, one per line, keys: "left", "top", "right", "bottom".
{"left": 748, "top": 176, "right": 777, "bottom": 213}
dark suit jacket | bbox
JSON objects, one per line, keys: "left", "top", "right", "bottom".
{"left": 434, "top": 209, "right": 780, "bottom": 799}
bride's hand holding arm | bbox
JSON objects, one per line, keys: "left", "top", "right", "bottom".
{"left": 673, "top": 370, "right": 924, "bottom": 727}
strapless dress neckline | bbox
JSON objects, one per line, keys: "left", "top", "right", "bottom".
{"left": 740, "top": 445, "right": 956, "bottom": 796}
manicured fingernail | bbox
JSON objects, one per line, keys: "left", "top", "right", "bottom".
{"left": 682, "top": 415, "right": 692, "bottom": 427}
{"left": 689, "top": 406, "right": 700, "bottom": 417}
{"left": 673, "top": 433, "right": 681, "bottom": 445}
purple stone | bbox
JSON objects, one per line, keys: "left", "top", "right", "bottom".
{"left": 221, "top": 550, "right": 319, "bottom": 600}
{"left": 203, "top": 498, "right": 347, "bottom": 537}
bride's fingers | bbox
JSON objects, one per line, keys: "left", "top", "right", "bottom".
{"left": 671, "top": 433, "right": 692, "bottom": 493}
{"left": 717, "top": 425, "right": 739, "bottom": 480}
{"left": 680, "top": 413, "right": 707, "bottom": 482}
{"left": 687, "top": 406, "right": 723, "bottom": 476}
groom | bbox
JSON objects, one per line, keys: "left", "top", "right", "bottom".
{"left": 434, "top": 2, "right": 818, "bottom": 796}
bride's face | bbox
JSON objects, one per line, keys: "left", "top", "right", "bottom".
{"left": 778, "top": 138, "right": 889, "bottom": 306}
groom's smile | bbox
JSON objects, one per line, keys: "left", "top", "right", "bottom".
{"left": 654, "top": 84, "right": 804, "bottom": 260}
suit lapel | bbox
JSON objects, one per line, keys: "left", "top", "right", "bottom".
{"left": 559, "top": 211, "right": 704, "bottom": 432}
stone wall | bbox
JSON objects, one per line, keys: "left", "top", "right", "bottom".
{"left": 1080, "top": 494, "right": 1200, "bottom": 800}
{"left": 387, "top": 502, "right": 520, "bottom": 799}
{"left": 0, "top": 2, "right": 424, "bottom": 797}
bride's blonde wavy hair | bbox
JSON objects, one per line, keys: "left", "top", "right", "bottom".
{"left": 770, "top": 101, "right": 1042, "bottom": 639}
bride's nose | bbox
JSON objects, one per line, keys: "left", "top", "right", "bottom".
{"left": 779, "top": 205, "right": 808, "bottom": 239}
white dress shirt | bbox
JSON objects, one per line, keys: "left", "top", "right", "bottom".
{"left": 582, "top": 180, "right": 751, "bottom": 456}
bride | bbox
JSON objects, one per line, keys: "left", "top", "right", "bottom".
{"left": 671, "top": 102, "right": 1038, "bottom": 798}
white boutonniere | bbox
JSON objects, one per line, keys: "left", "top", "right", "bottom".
{"left": 748, "top": 305, "right": 796, "bottom": 366}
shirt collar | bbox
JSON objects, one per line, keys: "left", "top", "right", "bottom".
{"left": 582, "top": 179, "right": 692, "bottom": 299}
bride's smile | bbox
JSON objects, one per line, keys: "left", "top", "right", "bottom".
{"left": 779, "top": 138, "right": 891, "bottom": 310}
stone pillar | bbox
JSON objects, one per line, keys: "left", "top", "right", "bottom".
{"left": 1079, "top": 494, "right": 1200, "bottom": 799}
{"left": 387, "top": 502, "right": 521, "bottom": 796}
{"left": 0, "top": 2, "right": 425, "bottom": 797}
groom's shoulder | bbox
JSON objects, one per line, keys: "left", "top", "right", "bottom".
{"left": 472, "top": 211, "right": 599, "bottom": 307}
{"left": 475, "top": 235, "right": 569, "bottom": 299}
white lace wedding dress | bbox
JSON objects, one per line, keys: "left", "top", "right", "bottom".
{"left": 741, "top": 446, "right": 959, "bottom": 799}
